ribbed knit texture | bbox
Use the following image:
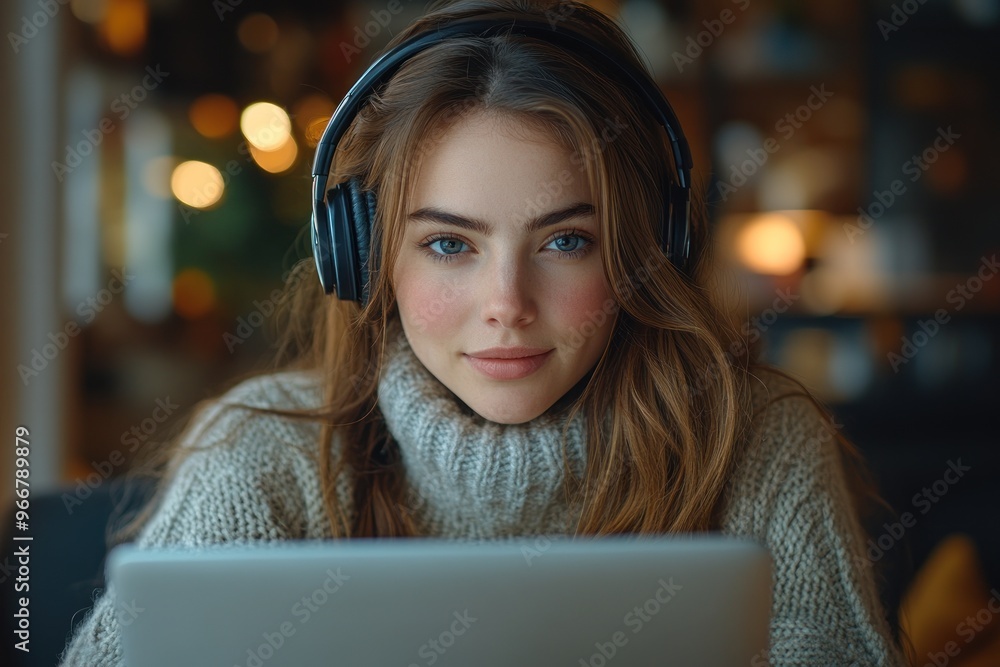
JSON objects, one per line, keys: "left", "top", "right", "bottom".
{"left": 377, "top": 318, "right": 588, "bottom": 539}
{"left": 57, "top": 321, "right": 909, "bottom": 666}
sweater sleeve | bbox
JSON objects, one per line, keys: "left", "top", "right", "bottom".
{"left": 723, "top": 380, "right": 910, "bottom": 667}
{"left": 56, "top": 375, "right": 314, "bottom": 667}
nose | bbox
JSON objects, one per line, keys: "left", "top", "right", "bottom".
{"left": 479, "top": 256, "right": 536, "bottom": 328}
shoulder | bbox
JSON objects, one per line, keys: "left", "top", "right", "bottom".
{"left": 165, "top": 369, "right": 332, "bottom": 501}
{"left": 723, "top": 368, "right": 845, "bottom": 530}
{"left": 215, "top": 369, "right": 325, "bottom": 412}
{"left": 744, "top": 367, "right": 837, "bottom": 464}
{"left": 136, "top": 370, "right": 335, "bottom": 545}
{"left": 723, "top": 371, "right": 907, "bottom": 664}
{"left": 181, "top": 369, "right": 326, "bottom": 452}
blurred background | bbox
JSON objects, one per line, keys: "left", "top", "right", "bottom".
{"left": 1, "top": 0, "right": 998, "bottom": 664}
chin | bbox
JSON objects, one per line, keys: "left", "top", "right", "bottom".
{"left": 456, "top": 375, "right": 592, "bottom": 425}
{"left": 468, "top": 401, "right": 549, "bottom": 425}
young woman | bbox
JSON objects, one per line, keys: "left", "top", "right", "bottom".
{"left": 60, "top": 0, "right": 912, "bottom": 664}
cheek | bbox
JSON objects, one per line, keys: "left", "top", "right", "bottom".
{"left": 550, "top": 271, "right": 616, "bottom": 334}
{"left": 394, "top": 268, "right": 467, "bottom": 338}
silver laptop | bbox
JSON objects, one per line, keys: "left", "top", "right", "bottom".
{"left": 107, "top": 534, "right": 771, "bottom": 666}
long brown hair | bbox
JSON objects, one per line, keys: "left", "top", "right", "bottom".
{"left": 114, "top": 0, "right": 909, "bottom": 654}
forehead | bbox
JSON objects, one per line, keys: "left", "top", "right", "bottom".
{"left": 407, "top": 110, "right": 592, "bottom": 219}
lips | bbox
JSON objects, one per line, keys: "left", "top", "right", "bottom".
{"left": 463, "top": 350, "right": 554, "bottom": 380}
{"left": 466, "top": 346, "right": 551, "bottom": 359}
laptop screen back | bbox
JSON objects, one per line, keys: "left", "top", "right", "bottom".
{"left": 108, "top": 535, "right": 771, "bottom": 667}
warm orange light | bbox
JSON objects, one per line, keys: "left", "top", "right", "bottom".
{"left": 249, "top": 136, "right": 298, "bottom": 174}
{"left": 189, "top": 94, "right": 240, "bottom": 139}
{"left": 170, "top": 161, "right": 224, "bottom": 209}
{"left": 98, "top": 0, "right": 147, "bottom": 57}
{"left": 240, "top": 102, "right": 292, "bottom": 151}
{"left": 172, "top": 268, "right": 217, "bottom": 319}
{"left": 292, "top": 93, "right": 335, "bottom": 146}
{"left": 735, "top": 212, "right": 806, "bottom": 275}
{"left": 71, "top": 0, "right": 109, "bottom": 24}
{"left": 925, "top": 148, "right": 968, "bottom": 195}
{"left": 238, "top": 13, "right": 279, "bottom": 53}
{"left": 305, "top": 117, "right": 330, "bottom": 148}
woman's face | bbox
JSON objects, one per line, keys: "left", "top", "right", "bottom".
{"left": 392, "top": 110, "right": 617, "bottom": 424}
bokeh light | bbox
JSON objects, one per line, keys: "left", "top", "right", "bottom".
{"left": 238, "top": 13, "right": 280, "bottom": 53}
{"left": 170, "top": 160, "right": 224, "bottom": 209}
{"left": 292, "top": 93, "right": 335, "bottom": 147}
{"left": 97, "top": 0, "right": 147, "bottom": 57}
{"left": 172, "top": 267, "right": 217, "bottom": 319}
{"left": 249, "top": 136, "right": 299, "bottom": 174}
{"left": 240, "top": 102, "right": 293, "bottom": 151}
{"left": 735, "top": 212, "right": 807, "bottom": 275}
{"left": 189, "top": 94, "right": 240, "bottom": 139}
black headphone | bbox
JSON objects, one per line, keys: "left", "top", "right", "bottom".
{"left": 311, "top": 13, "right": 693, "bottom": 306}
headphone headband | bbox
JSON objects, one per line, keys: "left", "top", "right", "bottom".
{"left": 313, "top": 15, "right": 693, "bottom": 183}
{"left": 311, "top": 12, "right": 693, "bottom": 302}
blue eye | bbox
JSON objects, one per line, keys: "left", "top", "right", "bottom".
{"left": 548, "top": 235, "right": 585, "bottom": 253}
{"left": 416, "top": 236, "right": 467, "bottom": 263}
{"left": 546, "top": 232, "right": 593, "bottom": 259}
{"left": 427, "top": 238, "right": 465, "bottom": 255}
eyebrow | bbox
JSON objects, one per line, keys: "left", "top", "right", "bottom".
{"left": 407, "top": 201, "right": 596, "bottom": 236}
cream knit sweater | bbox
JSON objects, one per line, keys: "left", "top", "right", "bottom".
{"left": 58, "top": 322, "right": 909, "bottom": 666}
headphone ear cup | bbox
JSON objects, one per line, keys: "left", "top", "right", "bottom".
{"left": 323, "top": 180, "right": 359, "bottom": 302}
{"left": 311, "top": 184, "right": 336, "bottom": 295}
{"left": 345, "top": 177, "right": 377, "bottom": 308}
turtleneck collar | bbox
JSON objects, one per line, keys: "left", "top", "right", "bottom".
{"left": 376, "top": 318, "right": 589, "bottom": 540}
